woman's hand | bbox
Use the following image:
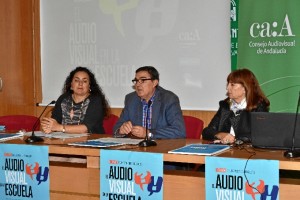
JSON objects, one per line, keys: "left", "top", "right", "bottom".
{"left": 41, "top": 117, "right": 59, "bottom": 134}
{"left": 215, "top": 132, "right": 235, "bottom": 144}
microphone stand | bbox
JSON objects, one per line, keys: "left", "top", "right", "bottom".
{"left": 139, "top": 101, "right": 157, "bottom": 147}
{"left": 25, "top": 100, "right": 56, "bottom": 143}
{"left": 284, "top": 91, "right": 300, "bottom": 158}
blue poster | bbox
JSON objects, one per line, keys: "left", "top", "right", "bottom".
{"left": 0, "top": 144, "right": 50, "bottom": 200}
{"left": 206, "top": 157, "right": 279, "bottom": 200}
{"left": 100, "top": 150, "right": 163, "bottom": 200}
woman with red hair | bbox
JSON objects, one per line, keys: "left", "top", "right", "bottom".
{"left": 202, "top": 68, "right": 270, "bottom": 144}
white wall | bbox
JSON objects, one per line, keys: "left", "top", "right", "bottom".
{"left": 40, "top": 0, "right": 231, "bottom": 110}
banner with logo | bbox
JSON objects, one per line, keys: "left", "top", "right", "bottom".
{"left": 100, "top": 150, "right": 163, "bottom": 200}
{"left": 0, "top": 144, "right": 50, "bottom": 200}
{"left": 231, "top": 0, "right": 239, "bottom": 71}
{"left": 206, "top": 157, "right": 279, "bottom": 200}
{"left": 237, "top": 0, "right": 300, "bottom": 112}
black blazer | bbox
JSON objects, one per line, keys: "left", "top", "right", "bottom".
{"left": 202, "top": 99, "right": 269, "bottom": 142}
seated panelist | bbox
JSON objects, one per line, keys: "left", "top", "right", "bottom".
{"left": 41, "top": 66, "right": 110, "bottom": 134}
{"left": 202, "top": 68, "right": 270, "bottom": 144}
{"left": 113, "top": 66, "right": 186, "bottom": 139}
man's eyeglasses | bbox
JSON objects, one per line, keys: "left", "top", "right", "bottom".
{"left": 132, "top": 78, "right": 153, "bottom": 84}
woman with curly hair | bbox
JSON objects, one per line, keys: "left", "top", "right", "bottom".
{"left": 41, "top": 66, "right": 110, "bottom": 134}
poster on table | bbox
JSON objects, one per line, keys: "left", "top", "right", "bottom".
{"left": 206, "top": 157, "right": 279, "bottom": 200}
{"left": 100, "top": 150, "right": 163, "bottom": 200}
{"left": 0, "top": 144, "right": 50, "bottom": 200}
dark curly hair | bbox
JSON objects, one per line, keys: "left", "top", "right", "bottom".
{"left": 62, "top": 66, "right": 111, "bottom": 117}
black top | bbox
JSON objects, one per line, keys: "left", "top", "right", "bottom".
{"left": 51, "top": 93, "right": 105, "bottom": 134}
{"left": 202, "top": 99, "right": 269, "bottom": 142}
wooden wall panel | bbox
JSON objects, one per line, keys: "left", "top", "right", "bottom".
{"left": 0, "top": 0, "right": 36, "bottom": 115}
{"left": 33, "top": 0, "right": 42, "bottom": 104}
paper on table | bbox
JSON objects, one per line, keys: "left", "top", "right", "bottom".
{"left": 68, "top": 137, "right": 143, "bottom": 148}
{"left": 68, "top": 140, "right": 123, "bottom": 148}
{"left": 0, "top": 133, "right": 23, "bottom": 142}
{"left": 24, "top": 131, "right": 89, "bottom": 139}
{"left": 45, "top": 132, "right": 89, "bottom": 139}
{"left": 24, "top": 131, "right": 46, "bottom": 137}
{"left": 97, "top": 137, "right": 143, "bottom": 145}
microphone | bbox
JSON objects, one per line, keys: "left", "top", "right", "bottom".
{"left": 25, "top": 100, "right": 56, "bottom": 143}
{"left": 284, "top": 91, "right": 300, "bottom": 158}
{"left": 139, "top": 100, "right": 157, "bottom": 147}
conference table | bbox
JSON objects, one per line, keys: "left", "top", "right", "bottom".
{"left": 4, "top": 134, "right": 300, "bottom": 200}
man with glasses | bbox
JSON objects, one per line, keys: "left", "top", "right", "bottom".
{"left": 113, "top": 66, "right": 186, "bottom": 139}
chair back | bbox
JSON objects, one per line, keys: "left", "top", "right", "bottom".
{"left": 103, "top": 114, "right": 119, "bottom": 134}
{"left": 183, "top": 115, "right": 204, "bottom": 139}
{"left": 0, "top": 115, "right": 39, "bottom": 132}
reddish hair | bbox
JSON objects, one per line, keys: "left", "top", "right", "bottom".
{"left": 227, "top": 68, "right": 270, "bottom": 111}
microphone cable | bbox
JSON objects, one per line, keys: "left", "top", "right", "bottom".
{"left": 232, "top": 143, "right": 262, "bottom": 195}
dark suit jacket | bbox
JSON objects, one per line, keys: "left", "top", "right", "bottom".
{"left": 113, "top": 86, "right": 186, "bottom": 139}
{"left": 202, "top": 99, "right": 269, "bottom": 142}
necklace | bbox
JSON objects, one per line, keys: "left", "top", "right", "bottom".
{"left": 70, "top": 99, "right": 85, "bottom": 125}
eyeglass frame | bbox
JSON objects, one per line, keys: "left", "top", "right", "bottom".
{"left": 131, "top": 78, "right": 154, "bottom": 84}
